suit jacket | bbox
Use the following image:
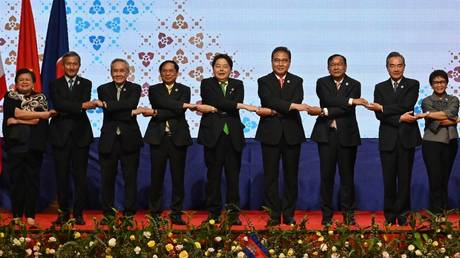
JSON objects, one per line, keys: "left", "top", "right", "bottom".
{"left": 374, "top": 77, "right": 422, "bottom": 151}
{"left": 311, "top": 75, "right": 361, "bottom": 146}
{"left": 144, "top": 82, "right": 192, "bottom": 146}
{"left": 255, "top": 72, "right": 305, "bottom": 145}
{"left": 197, "top": 77, "right": 245, "bottom": 152}
{"left": 97, "top": 81, "right": 143, "bottom": 154}
{"left": 49, "top": 76, "right": 94, "bottom": 148}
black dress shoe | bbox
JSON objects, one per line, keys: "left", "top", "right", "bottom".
{"left": 266, "top": 218, "right": 281, "bottom": 227}
{"left": 75, "top": 216, "right": 86, "bottom": 225}
{"left": 230, "top": 217, "right": 242, "bottom": 226}
{"left": 170, "top": 215, "right": 186, "bottom": 225}
{"left": 344, "top": 215, "right": 356, "bottom": 225}
{"left": 283, "top": 217, "right": 296, "bottom": 225}
{"left": 53, "top": 214, "right": 70, "bottom": 225}
{"left": 397, "top": 216, "right": 407, "bottom": 226}
{"left": 321, "top": 216, "right": 332, "bottom": 226}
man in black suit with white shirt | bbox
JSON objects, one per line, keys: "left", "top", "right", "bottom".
{"left": 95, "top": 58, "right": 144, "bottom": 222}
{"left": 309, "top": 54, "right": 368, "bottom": 226}
{"left": 49, "top": 51, "right": 96, "bottom": 225}
{"left": 255, "top": 47, "right": 309, "bottom": 226}
{"left": 142, "top": 60, "right": 196, "bottom": 225}
{"left": 366, "top": 52, "right": 422, "bottom": 226}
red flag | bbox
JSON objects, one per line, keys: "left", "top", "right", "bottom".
{"left": 0, "top": 52, "right": 7, "bottom": 174}
{"left": 16, "top": 0, "right": 41, "bottom": 92}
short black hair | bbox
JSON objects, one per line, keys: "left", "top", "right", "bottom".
{"left": 211, "top": 53, "right": 233, "bottom": 69}
{"left": 159, "top": 60, "right": 179, "bottom": 72}
{"left": 327, "top": 54, "right": 347, "bottom": 66}
{"left": 429, "top": 69, "right": 449, "bottom": 85}
{"left": 15, "top": 68, "right": 36, "bottom": 83}
{"left": 62, "top": 51, "right": 81, "bottom": 64}
{"left": 386, "top": 51, "right": 405, "bottom": 67}
{"left": 271, "top": 46, "right": 291, "bottom": 61}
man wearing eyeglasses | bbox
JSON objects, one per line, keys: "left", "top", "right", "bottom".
{"left": 255, "top": 46, "right": 309, "bottom": 226}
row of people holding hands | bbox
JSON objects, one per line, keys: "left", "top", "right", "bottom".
{"left": 3, "top": 47, "right": 457, "bottom": 227}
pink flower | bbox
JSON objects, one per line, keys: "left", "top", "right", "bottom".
{"left": 138, "top": 52, "right": 154, "bottom": 67}
{"left": 447, "top": 66, "right": 460, "bottom": 82}
{"left": 158, "top": 33, "right": 173, "bottom": 48}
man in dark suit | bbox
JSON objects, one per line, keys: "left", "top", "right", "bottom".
{"left": 255, "top": 47, "right": 309, "bottom": 226}
{"left": 197, "top": 53, "right": 257, "bottom": 225}
{"left": 49, "top": 51, "right": 96, "bottom": 225}
{"left": 142, "top": 60, "right": 196, "bottom": 225}
{"left": 95, "top": 58, "right": 144, "bottom": 222}
{"left": 309, "top": 54, "right": 368, "bottom": 226}
{"left": 366, "top": 52, "right": 422, "bottom": 225}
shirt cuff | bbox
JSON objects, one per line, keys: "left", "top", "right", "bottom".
{"left": 348, "top": 98, "right": 353, "bottom": 106}
{"left": 323, "top": 107, "right": 329, "bottom": 116}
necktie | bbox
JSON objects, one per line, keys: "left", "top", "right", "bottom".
{"left": 336, "top": 81, "right": 341, "bottom": 90}
{"left": 279, "top": 78, "right": 285, "bottom": 88}
{"left": 393, "top": 81, "right": 398, "bottom": 92}
{"left": 165, "top": 85, "right": 174, "bottom": 133}
{"left": 219, "top": 81, "right": 230, "bottom": 135}
{"left": 116, "top": 85, "right": 123, "bottom": 135}
{"left": 68, "top": 79, "right": 74, "bottom": 91}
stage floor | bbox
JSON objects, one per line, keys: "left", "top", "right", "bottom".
{"left": 1, "top": 210, "right": 459, "bottom": 231}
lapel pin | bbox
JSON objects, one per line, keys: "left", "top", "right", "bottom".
{"left": 345, "top": 82, "right": 349, "bottom": 86}
{"left": 287, "top": 80, "right": 290, "bottom": 84}
{"left": 400, "top": 85, "right": 404, "bottom": 89}
{"left": 175, "top": 88, "right": 178, "bottom": 92}
{"left": 77, "top": 80, "right": 80, "bottom": 85}
{"left": 123, "top": 88, "right": 127, "bottom": 92}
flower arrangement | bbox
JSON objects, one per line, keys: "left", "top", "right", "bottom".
{"left": 0, "top": 211, "right": 459, "bottom": 257}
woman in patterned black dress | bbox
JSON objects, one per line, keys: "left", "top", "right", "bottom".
{"left": 2, "top": 68, "right": 56, "bottom": 226}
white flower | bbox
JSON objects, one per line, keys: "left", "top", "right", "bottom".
{"left": 303, "top": 254, "right": 309, "bottom": 258}
{"left": 243, "top": 236, "right": 248, "bottom": 242}
{"left": 440, "top": 247, "right": 446, "bottom": 253}
{"left": 25, "top": 237, "right": 31, "bottom": 243}
{"left": 26, "top": 249, "right": 32, "bottom": 256}
{"left": 320, "top": 243, "right": 328, "bottom": 252}
{"left": 279, "top": 253, "right": 286, "bottom": 258}
{"left": 382, "top": 251, "right": 390, "bottom": 258}
{"left": 130, "top": 235, "right": 136, "bottom": 241}
{"left": 108, "top": 238, "right": 117, "bottom": 247}
{"left": 48, "top": 248, "right": 56, "bottom": 254}
{"left": 331, "top": 253, "right": 339, "bottom": 258}
{"left": 214, "top": 236, "right": 222, "bottom": 242}
{"left": 33, "top": 251, "right": 40, "bottom": 257}
{"left": 377, "top": 242, "right": 383, "bottom": 248}
{"left": 48, "top": 237, "right": 57, "bottom": 242}
{"left": 207, "top": 247, "right": 215, "bottom": 253}
{"left": 134, "top": 246, "right": 141, "bottom": 254}
{"left": 33, "top": 245, "right": 40, "bottom": 251}
{"left": 237, "top": 251, "right": 245, "bottom": 258}
{"left": 0, "top": 250, "right": 3, "bottom": 256}
{"left": 143, "top": 231, "right": 152, "bottom": 239}
{"left": 19, "top": 237, "right": 25, "bottom": 243}
{"left": 331, "top": 246, "right": 337, "bottom": 252}
{"left": 175, "top": 244, "right": 184, "bottom": 251}
{"left": 152, "top": 255, "right": 158, "bottom": 258}
{"left": 401, "top": 254, "right": 407, "bottom": 258}
{"left": 344, "top": 241, "right": 350, "bottom": 248}
{"left": 89, "top": 241, "right": 94, "bottom": 247}
{"left": 12, "top": 238, "right": 21, "bottom": 246}
{"left": 447, "top": 234, "right": 453, "bottom": 239}
{"left": 408, "top": 245, "right": 415, "bottom": 251}
{"left": 415, "top": 250, "right": 423, "bottom": 256}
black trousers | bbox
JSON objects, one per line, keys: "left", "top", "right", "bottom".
{"left": 204, "top": 133, "right": 242, "bottom": 216}
{"left": 7, "top": 150, "right": 43, "bottom": 219}
{"left": 53, "top": 138, "right": 89, "bottom": 217}
{"left": 99, "top": 136, "right": 140, "bottom": 217}
{"left": 149, "top": 136, "right": 187, "bottom": 216}
{"left": 318, "top": 129, "right": 357, "bottom": 219}
{"left": 422, "top": 139, "right": 458, "bottom": 214}
{"left": 380, "top": 140, "right": 415, "bottom": 222}
{"left": 262, "top": 136, "right": 301, "bottom": 220}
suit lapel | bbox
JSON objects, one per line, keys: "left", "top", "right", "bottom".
{"left": 270, "top": 72, "right": 282, "bottom": 92}
{"left": 169, "top": 83, "right": 180, "bottom": 98}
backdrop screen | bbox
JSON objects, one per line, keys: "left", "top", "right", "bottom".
{"left": 1, "top": 0, "right": 460, "bottom": 137}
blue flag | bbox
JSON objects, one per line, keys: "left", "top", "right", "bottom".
{"left": 41, "top": 0, "right": 69, "bottom": 106}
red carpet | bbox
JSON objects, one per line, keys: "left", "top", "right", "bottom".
{"left": 1, "top": 210, "right": 458, "bottom": 231}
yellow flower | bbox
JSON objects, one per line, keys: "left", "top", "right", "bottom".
{"left": 209, "top": 219, "right": 215, "bottom": 225}
{"left": 147, "top": 240, "right": 156, "bottom": 248}
{"left": 165, "top": 243, "right": 174, "bottom": 252}
{"left": 269, "top": 249, "right": 275, "bottom": 254}
{"left": 129, "top": 235, "right": 136, "bottom": 241}
{"left": 328, "top": 230, "right": 334, "bottom": 235}
{"left": 432, "top": 241, "right": 439, "bottom": 247}
{"left": 106, "top": 256, "right": 113, "bottom": 258}
{"left": 313, "top": 251, "right": 318, "bottom": 256}
{"left": 168, "top": 232, "right": 173, "bottom": 238}
{"left": 194, "top": 242, "right": 201, "bottom": 249}
{"left": 179, "top": 250, "right": 188, "bottom": 258}
{"left": 74, "top": 231, "right": 81, "bottom": 239}
{"left": 318, "top": 236, "right": 324, "bottom": 242}
{"left": 316, "top": 231, "right": 322, "bottom": 236}
{"left": 297, "top": 239, "right": 303, "bottom": 244}
{"left": 287, "top": 248, "right": 294, "bottom": 256}
{"left": 0, "top": 232, "right": 4, "bottom": 238}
